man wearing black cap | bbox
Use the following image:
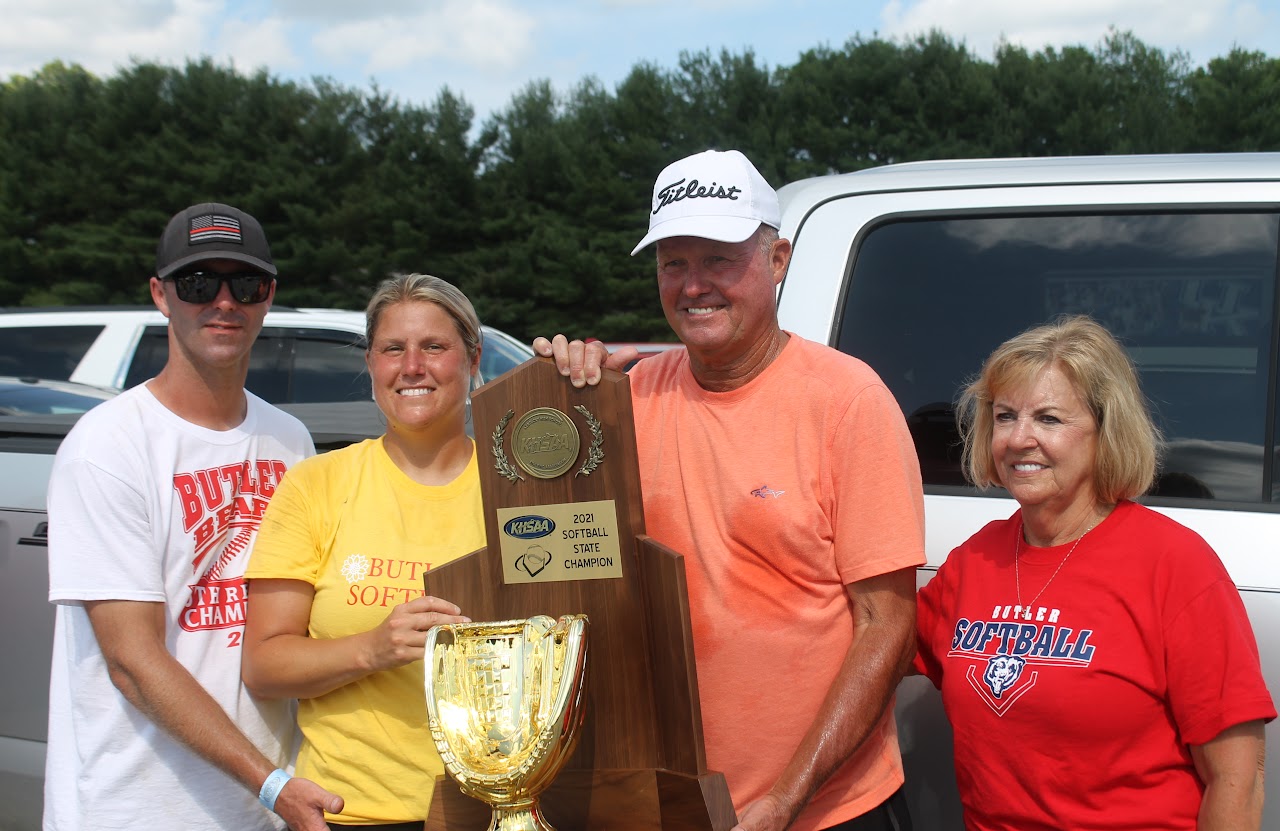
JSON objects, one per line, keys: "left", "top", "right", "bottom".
{"left": 44, "top": 204, "right": 343, "bottom": 830}
{"left": 536, "top": 151, "right": 924, "bottom": 831}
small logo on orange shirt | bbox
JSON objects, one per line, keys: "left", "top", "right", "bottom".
{"left": 750, "top": 485, "right": 785, "bottom": 499}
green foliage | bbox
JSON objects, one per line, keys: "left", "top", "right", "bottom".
{"left": 780, "top": 33, "right": 997, "bottom": 174}
{"left": 1184, "top": 49, "right": 1280, "bottom": 151}
{"left": 1, "top": 32, "right": 1277, "bottom": 338}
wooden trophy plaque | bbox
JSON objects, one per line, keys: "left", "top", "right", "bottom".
{"left": 422, "top": 357, "right": 735, "bottom": 831}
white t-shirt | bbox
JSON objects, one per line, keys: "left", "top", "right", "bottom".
{"left": 44, "top": 384, "right": 315, "bottom": 831}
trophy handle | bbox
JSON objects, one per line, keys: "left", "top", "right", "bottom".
{"left": 525, "top": 616, "right": 589, "bottom": 793}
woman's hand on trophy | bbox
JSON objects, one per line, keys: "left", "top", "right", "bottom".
{"left": 532, "top": 334, "right": 635, "bottom": 388}
{"left": 244, "top": 582, "right": 470, "bottom": 699}
{"left": 364, "top": 595, "right": 470, "bottom": 672}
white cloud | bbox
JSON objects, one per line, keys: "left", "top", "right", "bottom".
{"left": 311, "top": 0, "right": 536, "bottom": 74}
{"left": 0, "top": 0, "right": 301, "bottom": 78}
{"left": 600, "top": 0, "right": 751, "bottom": 7}
{"left": 877, "top": 0, "right": 1273, "bottom": 61}
{"left": 272, "top": 0, "right": 426, "bottom": 21}
{"left": 216, "top": 17, "right": 302, "bottom": 72}
{"left": 0, "top": 0, "right": 208, "bottom": 76}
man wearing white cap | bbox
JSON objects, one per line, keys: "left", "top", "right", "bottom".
{"left": 535, "top": 150, "right": 925, "bottom": 831}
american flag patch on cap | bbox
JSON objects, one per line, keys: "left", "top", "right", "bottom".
{"left": 189, "top": 214, "right": 243, "bottom": 245}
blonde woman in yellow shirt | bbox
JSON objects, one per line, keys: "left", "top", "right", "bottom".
{"left": 243, "top": 273, "right": 483, "bottom": 829}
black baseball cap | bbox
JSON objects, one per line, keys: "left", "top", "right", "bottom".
{"left": 155, "top": 202, "right": 276, "bottom": 279}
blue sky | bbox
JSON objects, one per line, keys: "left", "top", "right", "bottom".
{"left": 2, "top": 0, "right": 1276, "bottom": 125}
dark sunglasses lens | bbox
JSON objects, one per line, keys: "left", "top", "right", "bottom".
{"left": 173, "top": 273, "right": 220, "bottom": 303}
{"left": 171, "top": 272, "right": 271, "bottom": 304}
{"left": 228, "top": 274, "right": 272, "bottom": 303}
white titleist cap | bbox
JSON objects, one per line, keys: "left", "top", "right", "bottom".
{"left": 631, "top": 149, "right": 780, "bottom": 256}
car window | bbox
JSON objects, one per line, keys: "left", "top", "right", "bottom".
{"left": 124, "top": 326, "right": 369, "bottom": 405}
{"left": 123, "top": 327, "right": 169, "bottom": 388}
{"left": 836, "top": 212, "right": 1278, "bottom": 504}
{"left": 290, "top": 331, "right": 369, "bottom": 403}
{"left": 124, "top": 326, "right": 290, "bottom": 399}
{"left": 1275, "top": 408, "right": 1280, "bottom": 503}
{"left": 0, "top": 380, "right": 115, "bottom": 415}
{"left": 0, "top": 325, "right": 104, "bottom": 380}
{"left": 244, "top": 331, "right": 290, "bottom": 403}
{"left": 480, "top": 328, "right": 533, "bottom": 383}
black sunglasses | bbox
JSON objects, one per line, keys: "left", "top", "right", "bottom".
{"left": 164, "top": 270, "right": 274, "bottom": 305}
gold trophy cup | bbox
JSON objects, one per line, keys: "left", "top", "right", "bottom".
{"left": 425, "top": 615, "right": 589, "bottom": 831}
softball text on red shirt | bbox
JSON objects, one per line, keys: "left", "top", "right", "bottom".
{"left": 947, "top": 603, "right": 1098, "bottom": 716}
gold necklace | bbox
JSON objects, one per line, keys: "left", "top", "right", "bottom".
{"left": 1014, "top": 520, "right": 1096, "bottom": 615}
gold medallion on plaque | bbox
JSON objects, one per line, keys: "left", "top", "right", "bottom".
{"left": 510, "top": 407, "right": 581, "bottom": 480}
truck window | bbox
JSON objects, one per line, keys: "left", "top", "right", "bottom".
{"left": 836, "top": 212, "right": 1278, "bottom": 504}
{"left": 0, "top": 325, "right": 104, "bottom": 381}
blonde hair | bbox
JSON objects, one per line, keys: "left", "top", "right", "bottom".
{"left": 365, "top": 273, "right": 483, "bottom": 386}
{"left": 956, "top": 315, "right": 1160, "bottom": 502}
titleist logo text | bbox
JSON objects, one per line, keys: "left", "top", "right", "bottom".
{"left": 654, "top": 178, "right": 742, "bottom": 214}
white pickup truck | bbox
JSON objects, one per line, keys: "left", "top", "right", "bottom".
{"left": 3, "top": 154, "right": 1279, "bottom": 830}
{"left": 773, "top": 153, "right": 1280, "bottom": 829}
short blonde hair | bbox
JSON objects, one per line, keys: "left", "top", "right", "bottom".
{"left": 956, "top": 315, "right": 1160, "bottom": 503}
{"left": 365, "top": 273, "right": 483, "bottom": 385}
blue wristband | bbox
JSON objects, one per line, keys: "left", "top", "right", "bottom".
{"left": 258, "top": 768, "right": 292, "bottom": 812}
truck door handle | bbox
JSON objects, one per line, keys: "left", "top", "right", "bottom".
{"left": 18, "top": 520, "right": 48, "bottom": 547}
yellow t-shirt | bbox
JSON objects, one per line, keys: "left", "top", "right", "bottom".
{"left": 246, "top": 437, "right": 485, "bottom": 824}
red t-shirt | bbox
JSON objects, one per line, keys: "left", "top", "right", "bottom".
{"left": 915, "top": 500, "right": 1276, "bottom": 831}
{"left": 630, "top": 335, "right": 926, "bottom": 831}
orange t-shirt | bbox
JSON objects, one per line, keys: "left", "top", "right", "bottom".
{"left": 629, "top": 334, "right": 925, "bottom": 831}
